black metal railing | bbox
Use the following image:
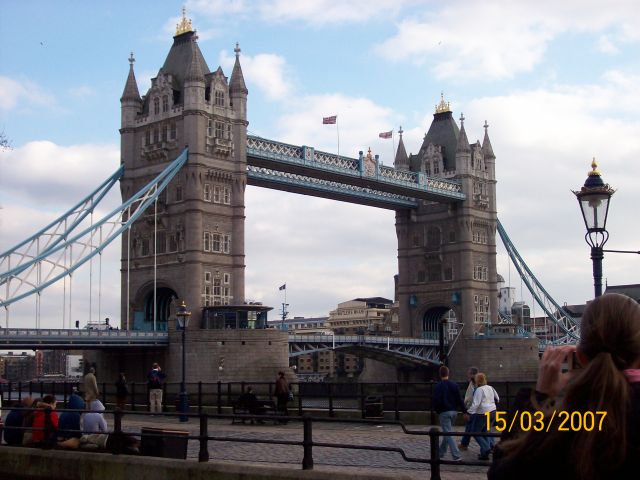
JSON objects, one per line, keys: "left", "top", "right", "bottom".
{"left": 0, "top": 380, "right": 535, "bottom": 420}
{"left": 2, "top": 407, "right": 502, "bottom": 480}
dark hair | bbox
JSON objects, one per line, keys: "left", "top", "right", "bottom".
{"left": 439, "top": 365, "right": 449, "bottom": 379}
{"left": 42, "top": 395, "right": 56, "bottom": 405}
{"left": 468, "top": 366, "right": 478, "bottom": 376}
{"left": 498, "top": 293, "right": 640, "bottom": 479}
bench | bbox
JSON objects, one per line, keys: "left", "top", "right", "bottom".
{"left": 232, "top": 400, "right": 277, "bottom": 424}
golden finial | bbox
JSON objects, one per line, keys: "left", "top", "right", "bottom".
{"left": 435, "top": 91, "right": 451, "bottom": 114}
{"left": 175, "top": 6, "right": 194, "bottom": 36}
{"left": 366, "top": 147, "right": 373, "bottom": 159}
{"left": 588, "top": 157, "right": 601, "bottom": 176}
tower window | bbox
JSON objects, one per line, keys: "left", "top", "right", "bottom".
{"left": 156, "top": 231, "right": 166, "bottom": 254}
{"left": 213, "top": 185, "right": 221, "bottom": 203}
{"left": 170, "top": 123, "right": 176, "bottom": 140}
{"left": 215, "top": 90, "right": 225, "bottom": 107}
{"left": 140, "top": 238, "right": 150, "bottom": 256}
{"left": 215, "top": 122, "right": 224, "bottom": 138}
{"left": 212, "top": 233, "right": 221, "bottom": 252}
{"left": 162, "top": 125, "right": 168, "bottom": 142}
{"left": 223, "top": 186, "right": 231, "bottom": 204}
{"left": 145, "top": 130, "right": 151, "bottom": 145}
{"left": 162, "top": 95, "right": 169, "bottom": 113}
{"left": 223, "top": 273, "right": 230, "bottom": 284}
{"left": 168, "top": 233, "right": 178, "bottom": 252}
{"left": 175, "top": 185, "right": 183, "bottom": 202}
{"left": 203, "top": 183, "right": 212, "bottom": 202}
{"left": 153, "top": 129, "right": 159, "bottom": 144}
{"left": 223, "top": 234, "right": 231, "bottom": 254}
{"left": 207, "top": 120, "right": 213, "bottom": 137}
{"left": 154, "top": 97, "right": 160, "bottom": 115}
{"left": 205, "top": 271, "right": 211, "bottom": 283}
{"left": 203, "top": 231, "right": 211, "bottom": 252}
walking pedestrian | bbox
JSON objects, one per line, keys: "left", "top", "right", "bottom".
{"left": 433, "top": 365, "right": 465, "bottom": 461}
{"left": 83, "top": 367, "right": 99, "bottom": 404}
{"left": 489, "top": 293, "right": 640, "bottom": 480}
{"left": 466, "top": 372, "right": 499, "bottom": 460}
{"left": 147, "top": 363, "right": 166, "bottom": 414}
{"left": 274, "top": 371, "right": 289, "bottom": 423}
{"left": 115, "top": 372, "right": 129, "bottom": 410}
{"left": 458, "top": 366, "right": 478, "bottom": 451}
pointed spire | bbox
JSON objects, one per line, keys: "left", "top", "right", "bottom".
{"left": 482, "top": 120, "right": 495, "bottom": 159}
{"left": 185, "top": 38, "right": 205, "bottom": 82}
{"left": 120, "top": 52, "right": 141, "bottom": 102}
{"left": 229, "top": 42, "right": 248, "bottom": 95}
{"left": 456, "top": 113, "right": 471, "bottom": 153}
{"left": 395, "top": 126, "right": 409, "bottom": 170}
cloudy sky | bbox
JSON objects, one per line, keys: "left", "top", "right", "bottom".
{"left": 1, "top": 0, "right": 639, "bottom": 329}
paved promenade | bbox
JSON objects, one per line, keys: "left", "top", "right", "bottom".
{"left": 114, "top": 414, "right": 490, "bottom": 480}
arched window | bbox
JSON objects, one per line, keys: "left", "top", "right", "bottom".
{"left": 162, "top": 95, "right": 169, "bottom": 112}
{"left": 153, "top": 97, "right": 160, "bottom": 115}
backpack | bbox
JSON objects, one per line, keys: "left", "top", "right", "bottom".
{"left": 149, "top": 370, "right": 162, "bottom": 388}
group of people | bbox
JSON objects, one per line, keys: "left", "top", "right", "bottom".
{"left": 434, "top": 365, "right": 498, "bottom": 461}
{"left": 434, "top": 293, "right": 640, "bottom": 480}
{"left": 236, "top": 371, "right": 293, "bottom": 424}
{"left": 83, "top": 363, "right": 166, "bottom": 414}
{"left": 2, "top": 392, "right": 111, "bottom": 449}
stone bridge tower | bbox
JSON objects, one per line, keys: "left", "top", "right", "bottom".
{"left": 394, "top": 96, "right": 538, "bottom": 380}
{"left": 119, "top": 11, "right": 248, "bottom": 332}
{"left": 395, "top": 95, "right": 497, "bottom": 340}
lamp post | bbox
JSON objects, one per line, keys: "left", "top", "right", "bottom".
{"left": 573, "top": 159, "right": 615, "bottom": 297}
{"left": 176, "top": 300, "right": 191, "bottom": 422}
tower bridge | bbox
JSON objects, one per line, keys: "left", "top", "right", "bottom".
{"left": 0, "top": 11, "right": 558, "bottom": 384}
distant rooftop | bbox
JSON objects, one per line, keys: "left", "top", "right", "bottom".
{"left": 604, "top": 284, "right": 640, "bottom": 303}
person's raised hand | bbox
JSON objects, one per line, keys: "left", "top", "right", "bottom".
{"left": 536, "top": 345, "right": 576, "bottom": 398}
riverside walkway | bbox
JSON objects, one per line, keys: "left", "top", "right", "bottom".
{"left": 111, "top": 413, "right": 488, "bottom": 480}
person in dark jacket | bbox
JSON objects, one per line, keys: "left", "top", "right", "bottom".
{"left": 489, "top": 293, "right": 640, "bottom": 480}
{"left": 2, "top": 396, "right": 32, "bottom": 445}
{"left": 115, "top": 373, "right": 128, "bottom": 410}
{"left": 58, "top": 393, "right": 84, "bottom": 440}
{"left": 433, "top": 365, "right": 466, "bottom": 461}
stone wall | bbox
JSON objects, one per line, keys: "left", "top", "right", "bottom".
{"left": 84, "top": 329, "right": 293, "bottom": 385}
{"left": 0, "top": 447, "right": 410, "bottom": 480}
{"left": 448, "top": 337, "right": 539, "bottom": 382}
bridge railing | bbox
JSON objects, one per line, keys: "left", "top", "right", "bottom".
{"left": 0, "top": 380, "right": 534, "bottom": 422}
{"left": 2, "top": 406, "right": 504, "bottom": 478}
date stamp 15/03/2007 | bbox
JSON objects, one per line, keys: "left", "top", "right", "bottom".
{"left": 487, "top": 410, "right": 608, "bottom": 433}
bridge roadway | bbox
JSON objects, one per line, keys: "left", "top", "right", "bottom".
{"left": 0, "top": 330, "right": 443, "bottom": 365}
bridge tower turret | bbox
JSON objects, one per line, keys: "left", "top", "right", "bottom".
{"left": 118, "top": 9, "right": 247, "bottom": 335}
{"left": 395, "top": 95, "right": 499, "bottom": 340}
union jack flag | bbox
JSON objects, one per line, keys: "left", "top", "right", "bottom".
{"left": 379, "top": 130, "right": 392, "bottom": 139}
{"left": 322, "top": 115, "right": 337, "bottom": 125}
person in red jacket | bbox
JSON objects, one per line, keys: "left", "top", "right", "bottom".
{"left": 31, "top": 395, "right": 59, "bottom": 446}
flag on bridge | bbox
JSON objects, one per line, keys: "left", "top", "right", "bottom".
{"left": 279, "top": 284, "right": 286, "bottom": 291}
{"left": 379, "top": 130, "right": 393, "bottom": 139}
{"left": 322, "top": 115, "right": 337, "bottom": 125}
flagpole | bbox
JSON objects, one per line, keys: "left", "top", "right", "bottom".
{"left": 392, "top": 129, "right": 395, "bottom": 165}
{"left": 336, "top": 115, "right": 340, "bottom": 159}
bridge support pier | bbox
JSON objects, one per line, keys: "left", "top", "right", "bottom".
{"left": 447, "top": 337, "right": 539, "bottom": 382}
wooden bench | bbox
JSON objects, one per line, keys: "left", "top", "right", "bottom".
{"left": 232, "top": 400, "right": 277, "bottom": 424}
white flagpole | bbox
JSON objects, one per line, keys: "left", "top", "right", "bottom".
{"left": 336, "top": 115, "right": 340, "bottom": 159}
{"left": 392, "top": 129, "right": 395, "bottom": 164}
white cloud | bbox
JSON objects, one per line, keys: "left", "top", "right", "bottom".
{"left": 188, "top": 0, "right": 415, "bottom": 25}
{"left": 273, "top": 93, "right": 401, "bottom": 162}
{"left": 0, "top": 76, "right": 55, "bottom": 112}
{"left": 376, "top": 0, "right": 640, "bottom": 80}
{"left": 220, "top": 50, "right": 293, "bottom": 101}
{"left": 68, "top": 85, "right": 96, "bottom": 98}
{"left": 0, "top": 141, "right": 122, "bottom": 329}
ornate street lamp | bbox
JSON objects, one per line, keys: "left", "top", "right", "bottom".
{"left": 176, "top": 300, "right": 192, "bottom": 422}
{"left": 573, "top": 159, "right": 615, "bottom": 297}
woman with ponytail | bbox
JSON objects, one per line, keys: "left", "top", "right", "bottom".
{"left": 489, "top": 293, "right": 640, "bottom": 480}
